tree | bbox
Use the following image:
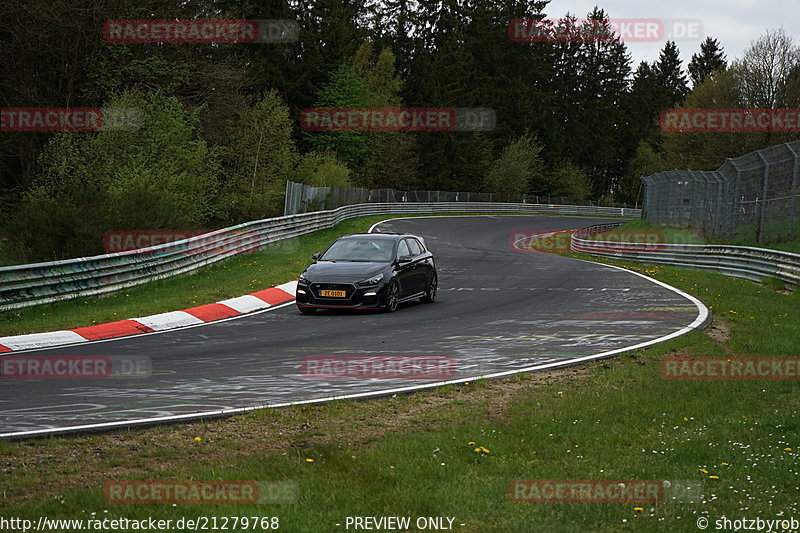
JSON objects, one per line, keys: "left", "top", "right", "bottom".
{"left": 733, "top": 28, "right": 800, "bottom": 109}
{"left": 306, "top": 62, "right": 373, "bottom": 181}
{"left": 221, "top": 90, "right": 297, "bottom": 221}
{"left": 571, "top": 8, "right": 632, "bottom": 196}
{"left": 6, "top": 91, "right": 221, "bottom": 260}
{"left": 732, "top": 28, "right": 800, "bottom": 147}
{"left": 626, "top": 61, "right": 663, "bottom": 144}
{"left": 352, "top": 43, "right": 420, "bottom": 188}
{"left": 619, "top": 141, "right": 664, "bottom": 206}
{"left": 484, "top": 135, "right": 544, "bottom": 202}
{"left": 540, "top": 160, "right": 592, "bottom": 201}
{"left": 688, "top": 37, "right": 727, "bottom": 87}
{"left": 291, "top": 151, "right": 351, "bottom": 188}
{"left": 655, "top": 41, "right": 689, "bottom": 106}
{"left": 660, "top": 69, "right": 756, "bottom": 170}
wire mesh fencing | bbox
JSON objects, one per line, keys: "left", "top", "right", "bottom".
{"left": 284, "top": 182, "right": 496, "bottom": 214}
{"left": 641, "top": 140, "right": 800, "bottom": 243}
{"left": 284, "top": 181, "right": 631, "bottom": 215}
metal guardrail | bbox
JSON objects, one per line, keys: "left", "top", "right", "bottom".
{"left": 0, "top": 202, "right": 640, "bottom": 311}
{"left": 571, "top": 223, "right": 800, "bottom": 289}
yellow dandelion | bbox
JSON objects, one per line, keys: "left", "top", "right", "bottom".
{"left": 633, "top": 507, "right": 644, "bottom": 512}
{"left": 305, "top": 458, "right": 314, "bottom": 463}
{"left": 698, "top": 468, "right": 708, "bottom": 473}
{"left": 468, "top": 441, "right": 476, "bottom": 445}
{"left": 683, "top": 417, "right": 689, "bottom": 422}
{"left": 721, "top": 462, "right": 729, "bottom": 466}
{"left": 785, "top": 447, "right": 793, "bottom": 452}
{"left": 709, "top": 475, "right": 720, "bottom": 480}
{"left": 194, "top": 437, "right": 202, "bottom": 442}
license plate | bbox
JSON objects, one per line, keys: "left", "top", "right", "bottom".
{"left": 320, "top": 290, "right": 347, "bottom": 298}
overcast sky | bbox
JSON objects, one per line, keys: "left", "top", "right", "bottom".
{"left": 545, "top": 0, "right": 799, "bottom": 69}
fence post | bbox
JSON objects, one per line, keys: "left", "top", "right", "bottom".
{"left": 757, "top": 153, "right": 770, "bottom": 244}
{"left": 730, "top": 160, "right": 741, "bottom": 240}
{"left": 713, "top": 171, "right": 725, "bottom": 239}
{"left": 787, "top": 144, "right": 799, "bottom": 239}
{"left": 284, "top": 180, "right": 292, "bottom": 216}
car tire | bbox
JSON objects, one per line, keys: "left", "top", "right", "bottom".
{"left": 420, "top": 272, "right": 437, "bottom": 303}
{"left": 298, "top": 307, "right": 316, "bottom": 315}
{"left": 385, "top": 280, "right": 399, "bottom": 312}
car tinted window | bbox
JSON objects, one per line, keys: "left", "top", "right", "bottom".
{"left": 397, "top": 239, "right": 411, "bottom": 258}
{"left": 413, "top": 238, "right": 426, "bottom": 252}
{"left": 406, "top": 238, "right": 422, "bottom": 255}
{"left": 321, "top": 238, "right": 394, "bottom": 262}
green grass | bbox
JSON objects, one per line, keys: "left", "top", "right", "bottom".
{"left": 593, "top": 218, "right": 705, "bottom": 245}
{"left": 2, "top": 253, "right": 799, "bottom": 531}
{"left": 609, "top": 218, "right": 800, "bottom": 254}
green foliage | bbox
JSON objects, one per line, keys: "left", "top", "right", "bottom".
{"left": 484, "top": 135, "right": 543, "bottom": 202}
{"left": 220, "top": 90, "right": 296, "bottom": 221}
{"left": 541, "top": 160, "right": 592, "bottom": 201}
{"left": 353, "top": 42, "right": 403, "bottom": 107}
{"left": 688, "top": 37, "right": 727, "bottom": 87}
{"left": 618, "top": 141, "right": 664, "bottom": 205}
{"left": 5, "top": 91, "right": 221, "bottom": 261}
{"left": 661, "top": 69, "right": 766, "bottom": 170}
{"left": 655, "top": 41, "right": 689, "bottom": 105}
{"left": 290, "top": 151, "right": 351, "bottom": 188}
{"left": 307, "top": 62, "right": 373, "bottom": 172}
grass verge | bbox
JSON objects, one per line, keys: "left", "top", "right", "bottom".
{"left": 604, "top": 218, "right": 800, "bottom": 254}
{"left": 1, "top": 251, "right": 798, "bottom": 531}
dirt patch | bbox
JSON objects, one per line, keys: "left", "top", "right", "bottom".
{"left": 705, "top": 318, "right": 732, "bottom": 351}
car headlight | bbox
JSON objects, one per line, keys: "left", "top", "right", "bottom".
{"left": 358, "top": 273, "right": 384, "bottom": 286}
{"left": 298, "top": 273, "right": 310, "bottom": 285}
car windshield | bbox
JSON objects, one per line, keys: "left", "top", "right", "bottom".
{"left": 320, "top": 239, "right": 395, "bottom": 262}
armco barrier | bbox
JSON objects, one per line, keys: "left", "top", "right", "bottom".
{"left": 570, "top": 223, "right": 800, "bottom": 289}
{"left": 0, "top": 203, "right": 640, "bottom": 311}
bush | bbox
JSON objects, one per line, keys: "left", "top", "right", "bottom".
{"left": 219, "top": 90, "right": 296, "bottom": 221}
{"left": 484, "top": 134, "right": 543, "bottom": 202}
{"left": 290, "top": 151, "right": 351, "bottom": 188}
{"left": 542, "top": 160, "right": 592, "bottom": 202}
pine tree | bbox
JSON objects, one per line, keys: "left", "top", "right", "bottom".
{"left": 655, "top": 41, "right": 689, "bottom": 106}
{"left": 688, "top": 37, "right": 727, "bottom": 87}
{"left": 626, "top": 61, "right": 663, "bottom": 144}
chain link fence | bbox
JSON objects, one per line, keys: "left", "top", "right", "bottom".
{"left": 641, "top": 140, "right": 800, "bottom": 243}
{"left": 284, "top": 181, "right": 631, "bottom": 215}
{"left": 284, "top": 181, "right": 495, "bottom": 214}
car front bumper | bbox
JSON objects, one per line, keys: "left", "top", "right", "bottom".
{"left": 296, "top": 281, "right": 387, "bottom": 309}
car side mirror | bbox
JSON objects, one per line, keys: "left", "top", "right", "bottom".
{"left": 312, "top": 253, "right": 321, "bottom": 261}
{"left": 397, "top": 255, "right": 413, "bottom": 263}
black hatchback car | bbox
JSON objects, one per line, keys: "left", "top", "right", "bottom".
{"left": 296, "top": 233, "right": 437, "bottom": 313}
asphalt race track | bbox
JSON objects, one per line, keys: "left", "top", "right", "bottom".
{"left": 0, "top": 216, "right": 707, "bottom": 438}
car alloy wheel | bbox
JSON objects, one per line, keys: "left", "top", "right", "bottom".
{"left": 386, "top": 281, "right": 399, "bottom": 312}
{"left": 421, "top": 272, "right": 437, "bottom": 303}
